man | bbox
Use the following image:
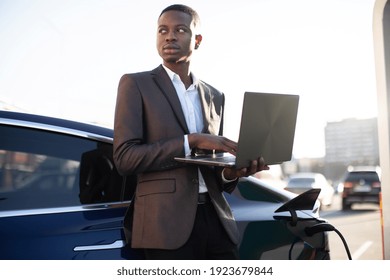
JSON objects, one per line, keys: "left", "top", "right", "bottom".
{"left": 113, "top": 4, "right": 269, "bottom": 260}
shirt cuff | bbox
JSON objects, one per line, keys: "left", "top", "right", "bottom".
{"left": 222, "top": 168, "right": 237, "bottom": 183}
{"left": 184, "top": 135, "right": 191, "bottom": 156}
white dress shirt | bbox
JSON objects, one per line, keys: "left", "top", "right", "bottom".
{"left": 162, "top": 65, "right": 208, "bottom": 193}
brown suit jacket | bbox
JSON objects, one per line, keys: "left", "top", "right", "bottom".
{"left": 113, "top": 65, "right": 240, "bottom": 249}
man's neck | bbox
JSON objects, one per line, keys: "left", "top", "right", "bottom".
{"left": 163, "top": 62, "right": 192, "bottom": 88}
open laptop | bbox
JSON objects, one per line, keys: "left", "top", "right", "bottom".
{"left": 174, "top": 91, "right": 300, "bottom": 168}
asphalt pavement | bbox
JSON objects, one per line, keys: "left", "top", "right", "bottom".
{"left": 320, "top": 194, "right": 382, "bottom": 260}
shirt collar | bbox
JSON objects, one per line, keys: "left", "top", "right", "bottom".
{"left": 162, "top": 65, "right": 199, "bottom": 88}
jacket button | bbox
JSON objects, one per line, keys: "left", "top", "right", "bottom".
{"left": 192, "top": 178, "right": 199, "bottom": 184}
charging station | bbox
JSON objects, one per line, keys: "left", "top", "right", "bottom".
{"left": 373, "top": 0, "right": 390, "bottom": 260}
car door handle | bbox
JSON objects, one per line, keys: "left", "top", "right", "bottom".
{"left": 73, "top": 240, "right": 125, "bottom": 251}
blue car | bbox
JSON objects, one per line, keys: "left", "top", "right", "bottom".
{"left": 0, "top": 110, "right": 331, "bottom": 260}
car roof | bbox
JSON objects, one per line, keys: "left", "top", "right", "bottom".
{"left": 0, "top": 110, "right": 113, "bottom": 142}
{"left": 347, "top": 165, "right": 380, "bottom": 172}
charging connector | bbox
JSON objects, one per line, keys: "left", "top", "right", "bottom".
{"left": 305, "top": 223, "right": 335, "bottom": 236}
{"left": 305, "top": 222, "right": 352, "bottom": 260}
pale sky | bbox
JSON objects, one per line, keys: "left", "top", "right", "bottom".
{"left": 0, "top": 0, "right": 378, "bottom": 158}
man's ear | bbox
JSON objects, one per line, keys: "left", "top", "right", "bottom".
{"left": 195, "top": 34, "right": 202, "bottom": 49}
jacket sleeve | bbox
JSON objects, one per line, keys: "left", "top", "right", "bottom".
{"left": 113, "top": 74, "right": 184, "bottom": 176}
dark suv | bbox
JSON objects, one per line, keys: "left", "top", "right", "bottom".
{"left": 341, "top": 167, "right": 381, "bottom": 210}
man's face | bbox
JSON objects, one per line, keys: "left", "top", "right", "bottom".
{"left": 156, "top": 10, "right": 200, "bottom": 65}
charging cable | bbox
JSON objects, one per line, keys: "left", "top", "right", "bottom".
{"left": 305, "top": 222, "right": 352, "bottom": 260}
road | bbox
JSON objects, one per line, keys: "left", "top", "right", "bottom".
{"left": 320, "top": 194, "right": 383, "bottom": 260}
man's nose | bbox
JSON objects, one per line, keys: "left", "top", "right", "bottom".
{"left": 166, "top": 31, "right": 177, "bottom": 41}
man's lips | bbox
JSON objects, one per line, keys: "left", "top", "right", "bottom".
{"left": 163, "top": 49, "right": 180, "bottom": 55}
{"left": 163, "top": 44, "right": 180, "bottom": 53}
{"left": 163, "top": 44, "right": 179, "bottom": 50}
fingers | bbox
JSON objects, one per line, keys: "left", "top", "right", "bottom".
{"left": 190, "top": 133, "right": 238, "bottom": 153}
{"left": 189, "top": 134, "right": 270, "bottom": 175}
{"left": 257, "top": 157, "right": 270, "bottom": 172}
{"left": 218, "top": 136, "right": 237, "bottom": 154}
{"left": 229, "top": 157, "right": 270, "bottom": 178}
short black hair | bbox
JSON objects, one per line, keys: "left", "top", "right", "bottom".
{"left": 159, "top": 4, "right": 201, "bottom": 27}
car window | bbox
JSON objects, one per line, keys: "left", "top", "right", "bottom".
{"left": 345, "top": 171, "right": 380, "bottom": 182}
{"left": 0, "top": 125, "right": 132, "bottom": 211}
{"left": 287, "top": 178, "right": 315, "bottom": 187}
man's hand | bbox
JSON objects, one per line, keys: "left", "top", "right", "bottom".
{"left": 188, "top": 133, "right": 238, "bottom": 154}
{"left": 188, "top": 133, "right": 270, "bottom": 180}
{"left": 223, "top": 157, "right": 270, "bottom": 180}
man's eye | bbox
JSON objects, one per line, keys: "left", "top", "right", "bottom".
{"left": 159, "top": 29, "right": 167, "bottom": 34}
{"left": 177, "top": 28, "right": 186, "bottom": 33}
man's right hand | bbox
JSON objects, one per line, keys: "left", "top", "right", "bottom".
{"left": 188, "top": 133, "right": 238, "bottom": 155}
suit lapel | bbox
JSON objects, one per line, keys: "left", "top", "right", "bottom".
{"left": 198, "top": 82, "right": 223, "bottom": 136}
{"left": 197, "top": 83, "right": 212, "bottom": 133}
{"left": 151, "top": 66, "right": 189, "bottom": 134}
{"left": 150, "top": 66, "right": 221, "bottom": 136}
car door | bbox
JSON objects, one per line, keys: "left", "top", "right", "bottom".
{"left": 0, "top": 124, "right": 141, "bottom": 260}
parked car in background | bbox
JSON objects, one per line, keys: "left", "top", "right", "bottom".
{"left": 339, "top": 166, "right": 381, "bottom": 210}
{"left": 0, "top": 110, "right": 331, "bottom": 260}
{"left": 285, "top": 172, "right": 335, "bottom": 208}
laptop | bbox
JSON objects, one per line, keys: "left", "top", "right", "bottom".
{"left": 174, "top": 91, "right": 300, "bottom": 168}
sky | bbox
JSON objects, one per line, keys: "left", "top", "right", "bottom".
{"left": 0, "top": 0, "right": 378, "bottom": 159}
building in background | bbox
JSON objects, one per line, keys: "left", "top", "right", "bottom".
{"left": 325, "top": 118, "right": 379, "bottom": 164}
{"left": 324, "top": 117, "right": 379, "bottom": 180}
{"left": 283, "top": 118, "right": 380, "bottom": 184}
